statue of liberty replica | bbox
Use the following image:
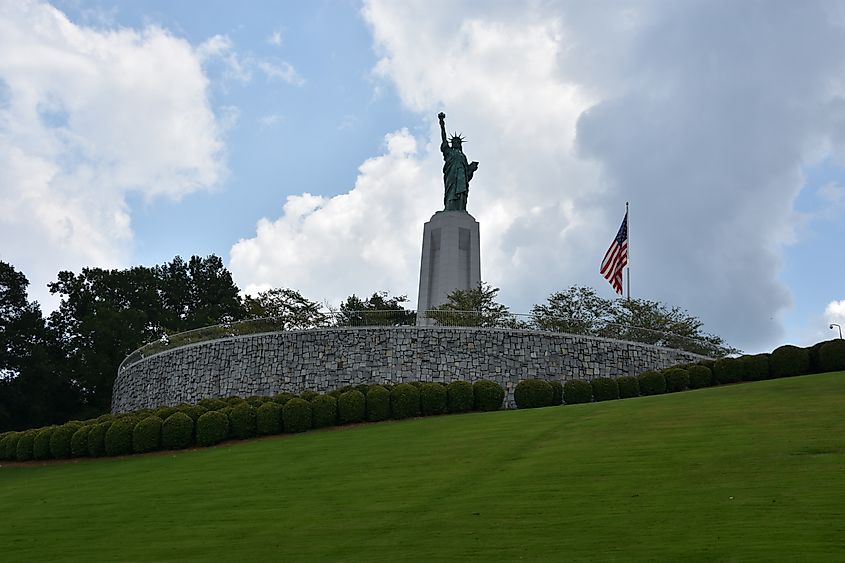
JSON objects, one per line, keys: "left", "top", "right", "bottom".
{"left": 438, "top": 112, "right": 479, "bottom": 211}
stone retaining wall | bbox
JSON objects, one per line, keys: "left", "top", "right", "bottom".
{"left": 111, "top": 327, "right": 708, "bottom": 413}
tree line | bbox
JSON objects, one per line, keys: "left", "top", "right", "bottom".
{"left": 0, "top": 256, "right": 735, "bottom": 431}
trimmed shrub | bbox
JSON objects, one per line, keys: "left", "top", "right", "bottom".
{"left": 177, "top": 404, "right": 207, "bottom": 422}
{"left": 228, "top": 403, "right": 257, "bottom": 440}
{"left": 33, "top": 427, "right": 56, "bottom": 460}
{"left": 1, "top": 432, "right": 19, "bottom": 460}
{"left": 256, "top": 402, "right": 283, "bottom": 435}
{"left": 245, "top": 395, "right": 267, "bottom": 407}
{"left": 50, "top": 422, "right": 82, "bottom": 459}
{"left": 15, "top": 430, "right": 38, "bottom": 461}
{"left": 104, "top": 419, "right": 134, "bottom": 456}
{"left": 70, "top": 426, "right": 92, "bottom": 457}
{"left": 563, "top": 380, "right": 592, "bottom": 404}
{"left": 366, "top": 385, "right": 391, "bottom": 422}
{"left": 548, "top": 380, "right": 564, "bottom": 405}
{"left": 806, "top": 340, "right": 830, "bottom": 374}
{"left": 770, "top": 345, "right": 810, "bottom": 378}
{"left": 446, "top": 381, "right": 474, "bottom": 413}
{"left": 663, "top": 367, "right": 690, "bottom": 393}
{"left": 819, "top": 339, "right": 845, "bottom": 373}
{"left": 688, "top": 365, "right": 713, "bottom": 389}
{"left": 225, "top": 396, "right": 245, "bottom": 405}
{"left": 420, "top": 383, "right": 448, "bottom": 416}
{"left": 272, "top": 392, "right": 295, "bottom": 405}
{"left": 591, "top": 378, "right": 620, "bottom": 402}
{"left": 617, "top": 376, "right": 639, "bottom": 398}
{"left": 154, "top": 406, "right": 178, "bottom": 421}
{"left": 713, "top": 357, "right": 743, "bottom": 384}
{"left": 282, "top": 398, "right": 312, "bottom": 433}
{"left": 337, "top": 390, "right": 366, "bottom": 424}
{"left": 355, "top": 384, "right": 370, "bottom": 395}
{"left": 391, "top": 383, "right": 421, "bottom": 419}
{"left": 311, "top": 395, "right": 338, "bottom": 428}
{"left": 637, "top": 371, "right": 666, "bottom": 396}
{"left": 300, "top": 390, "right": 320, "bottom": 402}
{"left": 198, "top": 398, "right": 228, "bottom": 411}
{"left": 87, "top": 421, "right": 111, "bottom": 457}
{"left": 514, "top": 379, "right": 554, "bottom": 409}
{"left": 473, "top": 380, "right": 505, "bottom": 412}
{"left": 196, "top": 411, "right": 229, "bottom": 446}
{"left": 737, "top": 354, "right": 770, "bottom": 382}
{"left": 161, "top": 412, "right": 194, "bottom": 450}
{"left": 95, "top": 414, "right": 115, "bottom": 424}
{"left": 132, "top": 416, "right": 163, "bottom": 453}
{"left": 409, "top": 381, "right": 424, "bottom": 390}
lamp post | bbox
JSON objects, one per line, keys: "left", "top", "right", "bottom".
{"left": 830, "top": 323, "right": 843, "bottom": 339}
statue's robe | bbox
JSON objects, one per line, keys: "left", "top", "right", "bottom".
{"left": 441, "top": 141, "right": 474, "bottom": 211}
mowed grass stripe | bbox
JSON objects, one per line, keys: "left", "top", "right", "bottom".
{"left": 0, "top": 373, "right": 843, "bottom": 562}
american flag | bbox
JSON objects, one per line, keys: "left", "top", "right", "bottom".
{"left": 600, "top": 212, "right": 628, "bottom": 295}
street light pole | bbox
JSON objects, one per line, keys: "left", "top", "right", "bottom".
{"left": 830, "top": 323, "right": 843, "bottom": 339}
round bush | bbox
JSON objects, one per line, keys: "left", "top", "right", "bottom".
{"left": 282, "top": 398, "right": 312, "bottom": 433}
{"left": 300, "top": 390, "right": 320, "bottom": 402}
{"left": 355, "top": 384, "right": 370, "bottom": 396}
{"left": 104, "top": 419, "right": 134, "bottom": 456}
{"left": 663, "top": 368, "right": 690, "bottom": 393}
{"left": 311, "top": 395, "right": 338, "bottom": 428}
{"left": 196, "top": 411, "right": 230, "bottom": 446}
{"left": 737, "top": 354, "right": 770, "bottom": 382}
{"left": 446, "top": 381, "right": 474, "bottom": 413}
{"left": 33, "top": 427, "right": 56, "bottom": 460}
{"left": 420, "top": 383, "right": 448, "bottom": 416}
{"left": 154, "top": 406, "right": 178, "bottom": 421}
{"left": 225, "top": 396, "right": 245, "bottom": 405}
{"left": 563, "top": 380, "right": 592, "bottom": 404}
{"left": 15, "top": 430, "right": 38, "bottom": 461}
{"left": 161, "top": 412, "right": 194, "bottom": 450}
{"left": 337, "top": 390, "right": 366, "bottom": 424}
{"left": 256, "top": 402, "right": 283, "bottom": 435}
{"left": 770, "top": 345, "right": 810, "bottom": 378}
{"left": 514, "top": 379, "right": 554, "bottom": 409}
{"left": 617, "top": 376, "right": 640, "bottom": 398}
{"left": 391, "top": 383, "right": 421, "bottom": 419}
{"left": 366, "top": 385, "right": 391, "bottom": 422}
{"left": 228, "top": 403, "right": 257, "bottom": 439}
{"left": 50, "top": 422, "right": 82, "bottom": 459}
{"left": 87, "top": 421, "right": 111, "bottom": 457}
{"left": 70, "top": 426, "right": 92, "bottom": 457}
{"left": 272, "top": 392, "right": 295, "bottom": 405}
{"left": 637, "top": 371, "right": 667, "bottom": 396}
{"left": 198, "top": 398, "right": 228, "bottom": 411}
{"left": 548, "top": 380, "right": 564, "bottom": 405}
{"left": 819, "top": 339, "right": 845, "bottom": 372}
{"left": 591, "top": 378, "right": 620, "bottom": 402}
{"left": 245, "top": 395, "right": 267, "bottom": 407}
{"left": 177, "top": 404, "right": 208, "bottom": 422}
{"left": 806, "top": 340, "right": 830, "bottom": 374}
{"left": 687, "top": 365, "right": 713, "bottom": 389}
{"left": 1, "top": 432, "right": 19, "bottom": 460}
{"left": 133, "top": 416, "right": 163, "bottom": 453}
{"left": 712, "top": 357, "right": 742, "bottom": 384}
{"left": 473, "top": 380, "right": 505, "bottom": 412}
{"left": 409, "top": 381, "right": 424, "bottom": 390}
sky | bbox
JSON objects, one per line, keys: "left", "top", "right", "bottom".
{"left": 1, "top": 0, "right": 845, "bottom": 354}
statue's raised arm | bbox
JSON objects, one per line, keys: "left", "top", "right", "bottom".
{"left": 438, "top": 112, "right": 448, "bottom": 147}
{"left": 437, "top": 111, "right": 478, "bottom": 212}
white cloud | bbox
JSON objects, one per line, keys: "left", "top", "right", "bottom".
{"left": 0, "top": 1, "right": 225, "bottom": 306}
{"left": 258, "top": 113, "right": 284, "bottom": 130}
{"left": 199, "top": 34, "right": 304, "bottom": 87}
{"left": 825, "top": 300, "right": 845, "bottom": 324}
{"left": 257, "top": 60, "right": 304, "bottom": 86}
{"left": 267, "top": 30, "right": 283, "bottom": 46}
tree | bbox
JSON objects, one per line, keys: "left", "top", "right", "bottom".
{"left": 244, "top": 288, "right": 329, "bottom": 330}
{"left": 335, "top": 292, "right": 416, "bottom": 326}
{"left": 530, "top": 286, "right": 614, "bottom": 335}
{"left": 427, "top": 283, "right": 526, "bottom": 328}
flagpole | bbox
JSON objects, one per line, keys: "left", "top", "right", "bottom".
{"left": 626, "top": 201, "right": 630, "bottom": 302}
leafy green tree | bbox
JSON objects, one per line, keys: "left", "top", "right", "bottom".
{"left": 427, "top": 283, "right": 525, "bottom": 328}
{"left": 530, "top": 286, "right": 614, "bottom": 335}
{"left": 244, "top": 288, "right": 329, "bottom": 330}
{"left": 336, "top": 292, "right": 415, "bottom": 326}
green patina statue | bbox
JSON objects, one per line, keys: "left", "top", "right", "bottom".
{"left": 438, "top": 112, "right": 478, "bottom": 211}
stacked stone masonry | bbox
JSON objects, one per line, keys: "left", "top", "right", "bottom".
{"left": 111, "top": 327, "right": 708, "bottom": 413}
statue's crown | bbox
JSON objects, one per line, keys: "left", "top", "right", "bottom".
{"left": 450, "top": 132, "right": 467, "bottom": 144}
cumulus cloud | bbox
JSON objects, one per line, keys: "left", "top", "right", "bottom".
{"left": 0, "top": 1, "right": 225, "bottom": 306}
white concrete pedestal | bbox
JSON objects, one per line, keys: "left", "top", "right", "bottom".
{"left": 416, "top": 211, "right": 481, "bottom": 325}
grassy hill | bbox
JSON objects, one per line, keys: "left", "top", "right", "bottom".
{"left": 1, "top": 373, "right": 843, "bottom": 562}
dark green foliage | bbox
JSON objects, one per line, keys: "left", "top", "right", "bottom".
{"left": 409, "top": 381, "right": 424, "bottom": 390}
{"left": 819, "top": 339, "right": 845, "bottom": 373}
{"left": 687, "top": 365, "right": 713, "bottom": 389}
{"left": 365, "top": 385, "right": 391, "bottom": 422}
{"left": 245, "top": 396, "right": 267, "bottom": 407}
{"left": 132, "top": 416, "right": 162, "bottom": 453}
{"left": 329, "top": 386, "right": 355, "bottom": 399}
{"left": 311, "top": 395, "right": 338, "bottom": 428}
{"left": 355, "top": 384, "right": 370, "bottom": 395}
{"left": 806, "top": 340, "right": 829, "bottom": 374}
{"left": 15, "top": 429, "right": 37, "bottom": 461}
{"left": 563, "top": 380, "right": 592, "bottom": 404}
{"left": 256, "top": 402, "right": 283, "bottom": 435}
{"left": 637, "top": 371, "right": 667, "bottom": 396}
{"left": 87, "top": 421, "right": 111, "bottom": 457}
{"left": 663, "top": 368, "right": 690, "bottom": 393}
{"left": 70, "top": 426, "right": 91, "bottom": 457}
{"left": 196, "top": 411, "right": 229, "bottom": 446}
{"left": 104, "top": 419, "right": 134, "bottom": 456}
{"left": 713, "top": 357, "right": 743, "bottom": 384}
{"left": 227, "top": 403, "right": 257, "bottom": 439}
{"left": 617, "top": 376, "right": 639, "bottom": 398}
{"left": 446, "top": 380, "right": 474, "bottom": 413}
{"left": 95, "top": 414, "right": 115, "bottom": 423}
{"left": 473, "top": 380, "right": 505, "bottom": 411}
{"left": 770, "top": 345, "right": 810, "bottom": 378}
{"left": 514, "top": 379, "right": 554, "bottom": 409}
{"left": 337, "top": 390, "right": 366, "bottom": 424}
{"left": 177, "top": 403, "right": 207, "bottom": 422}
{"left": 380, "top": 383, "right": 394, "bottom": 393}
{"left": 737, "top": 354, "right": 770, "bottom": 381}
{"left": 154, "top": 406, "right": 178, "bottom": 421}
{"left": 272, "top": 392, "right": 295, "bottom": 405}
{"left": 32, "top": 427, "right": 55, "bottom": 460}
{"left": 390, "top": 383, "right": 420, "bottom": 419}
{"left": 591, "top": 378, "right": 620, "bottom": 402}
{"left": 0, "top": 432, "right": 19, "bottom": 460}
{"left": 548, "top": 380, "right": 563, "bottom": 405}
{"left": 224, "top": 396, "right": 244, "bottom": 406}
{"left": 282, "top": 398, "right": 312, "bottom": 433}
{"left": 300, "top": 390, "right": 319, "bottom": 402}
{"left": 50, "top": 422, "right": 82, "bottom": 459}
{"left": 197, "top": 398, "right": 227, "bottom": 411}
{"left": 161, "top": 412, "right": 194, "bottom": 449}
{"left": 420, "top": 383, "right": 448, "bottom": 416}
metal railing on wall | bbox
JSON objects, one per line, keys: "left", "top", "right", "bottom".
{"left": 117, "top": 309, "right": 718, "bottom": 373}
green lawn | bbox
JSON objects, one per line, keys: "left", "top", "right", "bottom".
{"left": 1, "top": 373, "right": 844, "bottom": 562}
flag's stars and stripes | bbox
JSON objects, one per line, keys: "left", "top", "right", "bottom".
{"left": 600, "top": 212, "right": 628, "bottom": 295}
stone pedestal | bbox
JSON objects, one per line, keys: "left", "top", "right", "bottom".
{"left": 416, "top": 211, "right": 481, "bottom": 325}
